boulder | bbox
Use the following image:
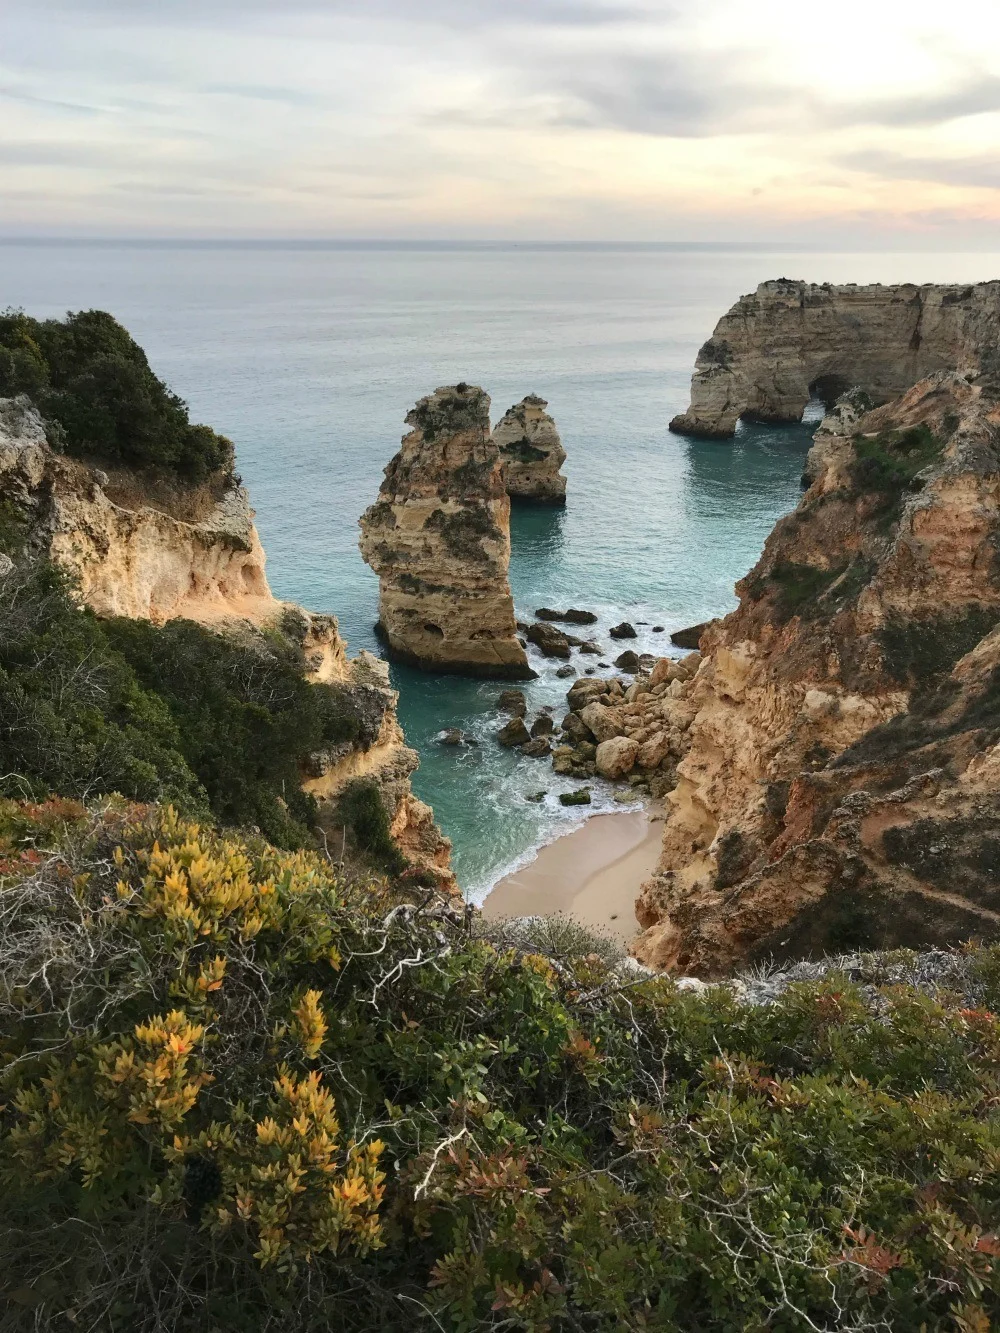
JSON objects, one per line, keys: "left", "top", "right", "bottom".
{"left": 580, "top": 700, "right": 626, "bottom": 742}
{"left": 559, "top": 788, "right": 592, "bottom": 806}
{"left": 497, "top": 717, "right": 531, "bottom": 747}
{"left": 560, "top": 712, "right": 591, "bottom": 741}
{"left": 526, "top": 622, "right": 572, "bottom": 659}
{"left": 438, "top": 728, "right": 464, "bottom": 745}
{"left": 596, "top": 736, "right": 639, "bottom": 779}
{"left": 609, "top": 622, "right": 637, "bottom": 639}
{"left": 525, "top": 791, "right": 547, "bottom": 802}
{"left": 530, "top": 715, "right": 555, "bottom": 738}
{"left": 533, "top": 607, "right": 598, "bottom": 625}
{"left": 578, "top": 640, "right": 601, "bottom": 655}
{"left": 670, "top": 622, "right": 709, "bottom": 650}
{"left": 614, "top": 650, "right": 640, "bottom": 673}
{"left": 566, "top": 678, "right": 609, "bottom": 711}
{"left": 649, "top": 657, "right": 686, "bottom": 688}
{"left": 637, "top": 731, "right": 672, "bottom": 768}
{"left": 498, "top": 689, "right": 527, "bottom": 716}
{"left": 520, "top": 737, "right": 552, "bottom": 758}
{"left": 555, "top": 665, "right": 577, "bottom": 678}
{"left": 652, "top": 625, "right": 665, "bottom": 633}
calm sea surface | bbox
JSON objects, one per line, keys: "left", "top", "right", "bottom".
{"left": 3, "top": 242, "right": 997, "bottom": 895}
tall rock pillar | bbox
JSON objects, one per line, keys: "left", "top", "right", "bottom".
{"left": 359, "top": 384, "right": 534, "bottom": 679}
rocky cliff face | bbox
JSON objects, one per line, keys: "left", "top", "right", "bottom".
{"left": 492, "top": 395, "right": 567, "bottom": 504}
{"left": 636, "top": 371, "right": 1000, "bottom": 974}
{"left": 669, "top": 280, "right": 1000, "bottom": 438}
{"left": 0, "top": 394, "right": 455, "bottom": 892}
{"left": 359, "top": 384, "right": 532, "bottom": 679}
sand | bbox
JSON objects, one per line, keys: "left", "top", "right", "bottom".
{"left": 481, "top": 807, "right": 662, "bottom": 945}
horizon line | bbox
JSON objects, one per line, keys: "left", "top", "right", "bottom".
{"left": 3, "top": 236, "right": 1000, "bottom": 254}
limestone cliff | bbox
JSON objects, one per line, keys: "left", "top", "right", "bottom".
{"left": 493, "top": 395, "right": 567, "bottom": 504}
{"left": 359, "top": 384, "right": 533, "bottom": 679}
{"left": 669, "top": 279, "right": 1000, "bottom": 438}
{"left": 0, "top": 393, "right": 455, "bottom": 892}
{"left": 636, "top": 371, "right": 1000, "bottom": 974}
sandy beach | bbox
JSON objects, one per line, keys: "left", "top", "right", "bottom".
{"left": 481, "top": 807, "right": 662, "bottom": 945}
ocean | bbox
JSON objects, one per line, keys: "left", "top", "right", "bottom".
{"left": 3, "top": 241, "right": 997, "bottom": 896}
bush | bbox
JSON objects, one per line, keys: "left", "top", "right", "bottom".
{"left": 2, "top": 801, "right": 1000, "bottom": 1331}
{"left": 336, "top": 778, "right": 408, "bottom": 875}
{"left": 0, "top": 558, "right": 206, "bottom": 813}
{"left": 0, "top": 308, "right": 232, "bottom": 480}
{"left": 0, "top": 546, "right": 367, "bottom": 850}
{"left": 848, "top": 424, "right": 943, "bottom": 497}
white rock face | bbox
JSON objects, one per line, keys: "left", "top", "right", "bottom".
{"left": 492, "top": 395, "right": 567, "bottom": 504}
{"left": 669, "top": 279, "right": 1000, "bottom": 438}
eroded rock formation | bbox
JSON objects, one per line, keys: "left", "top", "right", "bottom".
{"left": 0, "top": 394, "right": 455, "bottom": 892}
{"left": 359, "top": 384, "right": 532, "bottom": 679}
{"left": 669, "top": 279, "right": 1000, "bottom": 438}
{"left": 492, "top": 395, "right": 567, "bottom": 504}
{"left": 637, "top": 371, "right": 1000, "bottom": 974}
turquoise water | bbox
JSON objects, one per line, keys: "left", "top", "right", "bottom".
{"left": 2, "top": 242, "right": 997, "bottom": 895}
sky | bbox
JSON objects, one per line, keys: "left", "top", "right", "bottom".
{"left": 3, "top": 0, "right": 1000, "bottom": 243}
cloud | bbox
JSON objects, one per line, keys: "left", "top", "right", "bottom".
{"left": 199, "top": 84, "right": 322, "bottom": 107}
{"left": 842, "top": 149, "right": 1000, "bottom": 190}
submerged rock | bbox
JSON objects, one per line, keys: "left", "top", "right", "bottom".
{"left": 359, "top": 384, "right": 533, "bottom": 680}
{"left": 559, "top": 788, "right": 592, "bottom": 806}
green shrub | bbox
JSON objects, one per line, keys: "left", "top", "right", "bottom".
{"left": 0, "top": 548, "right": 367, "bottom": 850}
{"left": 336, "top": 777, "right": 408, "bottom": 875}
{"left": 878, "top": 606, "right": 1000, "bottom": 687}
{"left": 2, "top": 802, "right": 1000, "bottom": 1331}
{"left": 0, "top": 308, "right": 232, "bottom": 480}
{"left": 848, "top": 424, "right": 943, "bottom": 497}
{"left": 0, "top": 558, "right": 205, "bottom": 812}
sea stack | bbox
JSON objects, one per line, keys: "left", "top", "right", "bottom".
{"left": 493, "top": 394, "right": 567, "bottom": 504}
{"left": 669, "top": 279, "right": 1000, "bottom": 438}
{"left": 359, "top": 384, "right": 533, "bottom": 679}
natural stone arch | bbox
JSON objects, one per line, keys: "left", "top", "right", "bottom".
{"left": 669, "top": 278, "right": 1000, "bottom": 438}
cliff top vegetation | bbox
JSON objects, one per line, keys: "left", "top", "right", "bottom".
{"left": 0, "top": 308, "right": 232, "bottom": 481}
{"left": 1, "top": 797, "right": 999, "bottom": 1331}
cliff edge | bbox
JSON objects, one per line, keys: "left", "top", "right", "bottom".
{"left": 0, "top": 391, "right": 455, "bottom": 891}
{"left": 637, "top": 371, "right": 1000, "bottom": 974}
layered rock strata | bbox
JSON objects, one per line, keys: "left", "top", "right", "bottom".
{"left": 492, "top": 395, "right": 567, "bottom": 503}
{"left": 359, "top": 385, "right": 532, "bottom": 679}
{"left": 669, "top": 279, "right": 1000, "bottom": 438}
{"left": 0, "top": 394, "right": 455, "bottom": 892}
{"left": 637, "top": 372, "right": 1000, "bottom": 974}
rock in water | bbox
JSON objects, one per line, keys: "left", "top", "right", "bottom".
{"left": 670, "top": 622, "right": 709, "bottom": 650}
{"left": 668, "top": 279, "right": 1000, "bottom": 438}
{"left": 497, "top": 689, "right": 527, "bottom": 716}
{"left": 609, "top": 622, "right": 637, "bottom": 639}
{"left": 525, "top": 621, "right": 572, "bottom": 659}
{"left": 614, "top": 650, "right": 640, "bottom": 673}
{"left": 359, "top": 385, "right": 533, "bottom": 680}
{"left": 497, "top": 716, "right": 531, "bottom": 747}
{"left": 492, "top": 395, "right": 567, "bottom": 504}
{"left": 559, "top": 788, "right": 592, "bottom": 806}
